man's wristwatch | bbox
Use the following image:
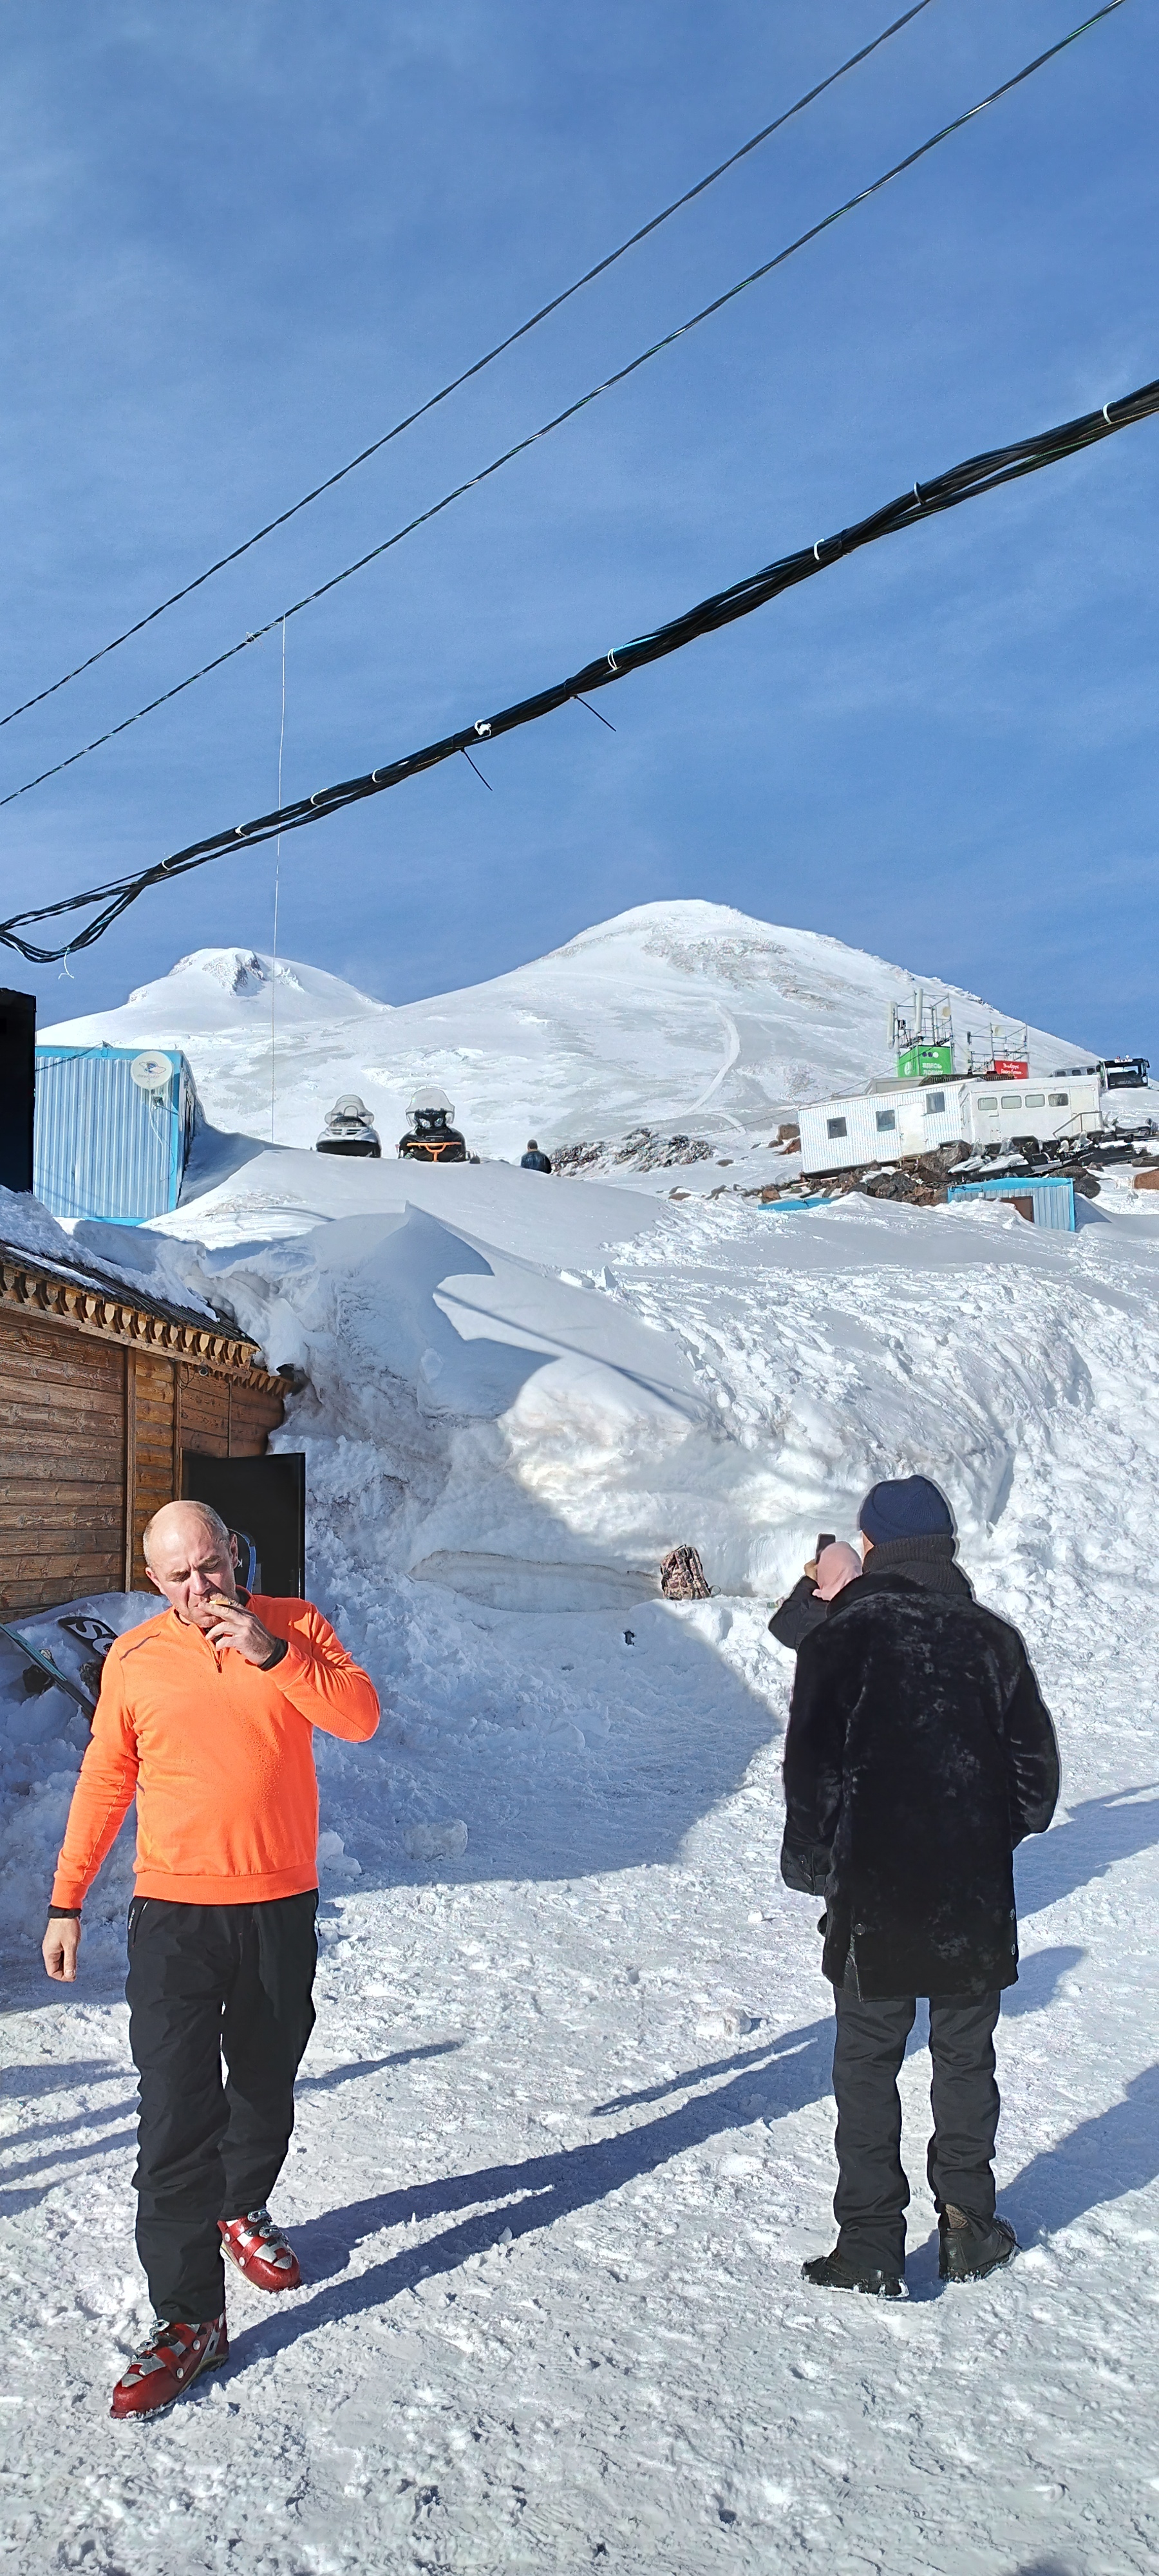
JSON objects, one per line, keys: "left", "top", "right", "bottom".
{"left": 259, "top": 1638, "right": 288, "bottom": 1671}
{"left": 47, "top": 1904, "right": 80, "bottom": 1920}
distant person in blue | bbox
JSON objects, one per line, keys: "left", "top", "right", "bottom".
{"left": 780, "top": 1473, "right": 1059, "bottom": 2299}
{"left": 520, "top": 1140, "right": 552, "bottom": 1173}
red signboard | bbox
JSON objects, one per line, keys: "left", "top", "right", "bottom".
{"left": 992, "top": 1058, "right": 1030, "bottom": 1080}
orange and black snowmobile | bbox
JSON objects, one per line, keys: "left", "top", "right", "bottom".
{"left": 398, "top": 1088, "right": 468, "bottom": 1164}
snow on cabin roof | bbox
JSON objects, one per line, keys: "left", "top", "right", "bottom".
{"left": 0, "top": 1231, "right": 270, "bottom": 1367}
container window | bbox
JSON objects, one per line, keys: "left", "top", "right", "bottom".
{"left": 977, "top": 1097, "right": 999, "bottom": 1115}
{"left": 1048, "top": 1091, "right": 1069, "bottom": 1106}
{"left": 1001, "top": 1094, "right": 1022, "bottom": 1108}
{"left": 826, "top": 1117, "right": 847, "bottom": 1140}
{"left": 1023, "top": 1093, "right": 1046, "bottom": 1108}
{"left": 875, "top": 1109, "right": 896, "bottom": 1133}
{"left": 923, "top": 1092, "right": 946, "bottom": 1114}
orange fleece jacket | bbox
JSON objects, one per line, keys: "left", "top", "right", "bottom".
{"left": 51, "top": 1595, "right": 379, "bottom": 1909}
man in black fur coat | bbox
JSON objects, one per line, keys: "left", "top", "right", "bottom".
{"left": 780, "top": 1475, "right": 1059, "bottom": 2298}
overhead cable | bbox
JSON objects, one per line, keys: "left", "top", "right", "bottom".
{"left": 0, "top": 0, "right": 1130, "bottom": 816}
{"left": 3, "top": 372, "right": 1154, "bottom": 965}
{"left": 0, "top": 1, "right": 936, "bottom": 739}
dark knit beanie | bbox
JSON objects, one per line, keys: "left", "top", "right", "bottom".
{"left": 858, "top": 1475, "right": 954, "bottom": 1545}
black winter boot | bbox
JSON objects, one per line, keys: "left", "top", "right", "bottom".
{"left": 938, "top": 2206, "right": 1017, "bottom": 2282}
{"left": 802, "top": 2247, "right": 903, "bottom": 2298}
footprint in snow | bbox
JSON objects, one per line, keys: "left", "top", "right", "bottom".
{"left": 403, "top": 1819, "right": 469, "bottom": 1861}
{"left": 695, "top": 2007, "right": 758, "bottom": 2041}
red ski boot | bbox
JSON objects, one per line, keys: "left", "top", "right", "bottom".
{"left": 111, "top": 2313, "right": 228, "bottom": 2420}
{"left": 219, "top": 2206, "right": 301, "bottom": 2291}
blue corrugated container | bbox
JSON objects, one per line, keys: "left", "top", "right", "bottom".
{"left": 947, "top": 1175, "right": 1076, "bottom": 1232}
{"left": 33, "top": 1044, "right": 198, "bottom": 1224}
{"left": 762, "top": 1193, "right": 835, "bottom": 1213}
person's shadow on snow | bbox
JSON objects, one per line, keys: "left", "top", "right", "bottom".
{"left": 1014, "top": 1782, "right": 1159, "bottom": 1920}
{"left": 1001, "top": 2061, "right": 1159, "bottom": 2247}
{"left": 227, "top": 2020, "right": 834, "bottom": 2373}
{"left": 227, "top": 1972, "right": 1159, "bottom": 2374}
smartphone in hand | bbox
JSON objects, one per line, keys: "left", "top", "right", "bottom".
{"left": 816, "top": 1533, "right": 835, "bottom": 1559}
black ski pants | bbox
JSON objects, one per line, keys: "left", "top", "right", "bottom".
{"left": 126, "top": 1892, "right": 317, "bottom": 2322}
{"left": 832, "top": 1983, "right": 1001, "bottom": 2275}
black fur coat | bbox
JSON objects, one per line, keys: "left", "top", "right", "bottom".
{"left": 780, "top": 1562, "right": 1059, "bottom": 1998}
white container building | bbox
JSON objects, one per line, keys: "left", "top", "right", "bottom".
{"left": 798, "top": 1073, "right": 1104, "bottom": 1179}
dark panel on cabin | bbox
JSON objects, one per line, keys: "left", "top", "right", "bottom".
{"left": 182, "top": 1452, "right": 304, "bottom": 1596}
{"left": 0, "top": 989, "right": 35, "bottom": 1197}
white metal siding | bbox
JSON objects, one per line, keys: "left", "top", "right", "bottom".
{"left": 963, "top": 1076, "right": 1101, "bottom": 1146}
{"left": 799, "top": 1095, "right": 900, "bottom": 1173}
{"left": 800, "top": 1074, "right": 1104, "bottom": 1177}
{"left": 799, "top": 1084, "right": 972, "bottom": 1175}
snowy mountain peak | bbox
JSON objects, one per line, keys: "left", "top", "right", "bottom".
{"left": 43, "top": 902, "right": 1078, "bottom": 1164}
{"left": 552, "top": 897, "right": 855, "bottom": 974}
{"left": 158, "top": 948, "right": 278, "bottom": 1001}
{"left": 111, "top": 946, "right": 388, "bottom": 1037}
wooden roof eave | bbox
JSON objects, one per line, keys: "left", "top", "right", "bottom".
{"left": 0, "top": 1256, "right": 283, "bottom": 1391}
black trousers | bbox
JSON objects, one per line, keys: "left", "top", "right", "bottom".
{"left": 126, "top": 1893, "right": 317, "bottom": 2322}
{"left": 831, "top": 1984, "right": 1001, "bottom": 2275}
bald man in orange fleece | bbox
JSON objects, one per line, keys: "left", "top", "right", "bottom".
{"left": 44, "top": 1499, "right": 379, "bottom": 2418}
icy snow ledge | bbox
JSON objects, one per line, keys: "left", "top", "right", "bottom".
{"left": 176, "top": 1201, "right": 704, "bottom": 1428}
{"left": 409, "top": 1552, "right": 659, "bottom": 1615}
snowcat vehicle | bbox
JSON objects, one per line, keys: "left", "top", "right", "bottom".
{"left": 1102, "top": 1054, "right": 1151, "bottom": 1092}
{"left": 399, "top": 1086, "right": 468, "bottom": 1164}
{"left": 316, "top": 1095, "right": 382, "bottom": 1158}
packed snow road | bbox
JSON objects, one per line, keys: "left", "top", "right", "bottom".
{"left": 3, "top": 1169, "right": 1159, "bottom": 2573}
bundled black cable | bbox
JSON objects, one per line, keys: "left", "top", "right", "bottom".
{"left": 0, "top": 0, "right": 937, "bottom": 742}
{"left": 3, "top": 374, "right": 1156, "bottom": 965}
{"left": 0, "top": 0, "right": 1132, "bottom": 817}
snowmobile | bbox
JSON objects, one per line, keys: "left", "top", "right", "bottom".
{"left": 399, "top": 1087, "right": 468, "bottom": 1164}
{"left": 316, "top": 1095, "right": 382, "bottom": 1158}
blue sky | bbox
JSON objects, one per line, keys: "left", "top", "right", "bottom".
{"left": 1, "top": 1, "right": 1155, "bottom": 1060}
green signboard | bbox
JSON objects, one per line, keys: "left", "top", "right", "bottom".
{"left": 896, "top": 1041, "right": 955, "bottom": 1081}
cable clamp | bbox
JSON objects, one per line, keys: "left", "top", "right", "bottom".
{"left": 474, "top": 720, "right": 492, "bottom": 738}
{"left": 1102, "top": 401, "right": 1115, "bottom": 426}
{"left": 607, "top": 650, "right": 619, "bottom": 672}
{"left": 913, "top": 480, "right": 924, "bottom": 503}
{"left": 813, "top": 542, "right": 824, "bottom": 564}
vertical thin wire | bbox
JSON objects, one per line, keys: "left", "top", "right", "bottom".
{"left": 270, "top": 618, "right": 286, "bottom": 1141}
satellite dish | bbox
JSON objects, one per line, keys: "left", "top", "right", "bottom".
{"left": 129, "top": 1052, "right": 172, "bottom": 1094}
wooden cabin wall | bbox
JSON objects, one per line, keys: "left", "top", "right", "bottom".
{"left": 175, "top": 1363, "right": 285, "bottom": 1461}
{"left": 0, "top": 1314, "right": 127, "bottom": 1614}
{"left": 0, "top": 1309, "right": 287, "bottom": 1613}
{"left": 225, "top": 1376, "right": 286, "bottom": 1458}
{"left": 176, "top": 1361, "right": 230, "bottom": 1459}
{"left": 125, "top": 1351, "right": 176, "bottom": 1596}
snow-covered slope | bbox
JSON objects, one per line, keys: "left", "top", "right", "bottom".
{"left": 41, "top": 900, "right": 1080, "bottom": 1163}
{"left": 6, "top": 909, "right": 1158, "bottom": 2572}
{"left": 5, "top": 1163, "right": 1159, "bottom": 2570}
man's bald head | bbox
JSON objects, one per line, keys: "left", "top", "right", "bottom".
{"left": 142, "top": 1501, "right": 239, "bottom": 1625}
{"left": 143, "top": 1499, "right": 231, "bottom": 1569}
